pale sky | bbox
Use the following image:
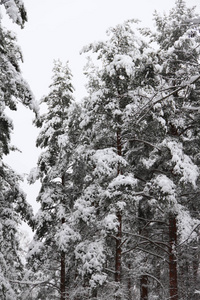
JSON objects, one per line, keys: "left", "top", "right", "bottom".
{"left": 3, "top": 0, "right": 200, "bottom": 218}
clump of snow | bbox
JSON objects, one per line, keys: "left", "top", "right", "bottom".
{"left": 165, "top": 139, "right": 199, "bottom": 187}
{"left": 195, "top": 290, "right": 200, "bottom": 295}
{"left": 27, "top": 240, "right": 44, "bottom": 258}
{"left": 142, "top": 154, "right": 158, "bottom": 169}
{"left": 4, "top": 0, "right": 22, "bottom": 24}
{"left": 108, "top": 174, "right": 137, "bottom": 189}
{"left": 75, "top": 240, "right": 106, "bottom": 278}
{"left": 152, "top": 174, "right": 177, "bottom": 208}
{"left": 92, "top": 148, "right": 128, "bottom": 177}
{"left": 55, "top": 223, "right": 80, "bottom": 251}
{"left": 27, "top": 167, "right": 40, "bottom": 184}
{"left": 102, "top": 214, "right": 119, "bottom": 231}
{"left": 106, "top": 54, "right": 135, "bottom": 77}
{"left": 116, "top": 201, "right": 126, "bottom": 210}
{"left": 74, "top": 198, "right": 96, "bottom": 224}
{"left": 177, "top": 205, "right": 199, "bottom": 244}
{"left": 154, "top": 174, "right": 175, "bottom": 195}
{"left": 90, "top": 273, "right": 107, "bottom": 287}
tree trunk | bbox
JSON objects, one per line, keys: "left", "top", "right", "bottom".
{"left": 115, "top": 130, "right": 122, "bottom": 283}
{"left": 115, "top": 212, "right": 122, "bottom": 283}
{"left": 169, "top": 213, "right": 178, "bottom": 300}
{"left": 140, "top": 275, "right": 148, "bottom": 300}
{"left": 61, "top": 248, "right": 66, "bottom": 300}
{"left": 128, "top": 263, "right": 132, "bottom": 300}
{"left": 61, "top": 174, "right": 66, "bottom": 300}
{"left": 138, "top": 198, "right": 149, "bottom": 300}
{"left": 114, "top": 129, "right": 122, "bottom": 300}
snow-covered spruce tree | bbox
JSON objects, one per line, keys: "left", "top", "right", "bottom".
{"left": 0, "top": 1, "right": 38, "bottom": 299}
{"left": 27, "top": 60, "right": 79, "bottom": 300}
{"left": 132, "top": 1, "right": 200, "bottom": 299}
{"left": 70, "top": 20, "right": 155, "bottom": 299}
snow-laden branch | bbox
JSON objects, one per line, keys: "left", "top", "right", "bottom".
{"left": 8, "top": 279, "right": 50, "bottom": 286}
{"left": 185, "top": 17, "right": 200, "bottom": 25}
{"left": 122, "top": 232, "right": 171, "bottom": 252}
{"left": 137, "top": 74, "right": 200, "bottom": 123}
{"left": 142, "top": 272, "right": 166, "bottom": 295}
{"left": 177, "top": 222, "right": 200, "bottom": 248}
{"left": 136, "top": 247, "right": 170, "bottom": 263}
{"left": 124, "top": 137, "right": 161, "bottom": 151}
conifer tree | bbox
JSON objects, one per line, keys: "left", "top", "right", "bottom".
{"left": 74, "top": 2, "right": 200, "bottom": 299}
{"left": 27, "top": 60, "right": 79, "bottom": 300}
{"left": 0, "top": 1, "right": 38, "bottom": 298}
{"left": 71, "top": 20, "right": 155, "bottom": 299}
{"left": 133, "top": 1, "right": 200, "bottom": 298}
{"left": 26, "top": 2, "right": 200, "bottom": 300}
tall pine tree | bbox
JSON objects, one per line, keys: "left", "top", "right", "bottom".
{"left": 0, "top": 1, "right": 38, "bottom": 298}
{"left": 27, "top": 60, "right": 79, "bottom": 300}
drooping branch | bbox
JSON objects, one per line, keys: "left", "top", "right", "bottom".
{"left": 122, "top": 232, "right": 171, "bottom": 253}
{"left": 137, "top": 74, "right": 200, "bottom": 124}
{"left": 124, "top": 137, "right": 161, "bottom": 151}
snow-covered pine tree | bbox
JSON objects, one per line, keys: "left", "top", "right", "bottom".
{"left": 27, "top": 60, "right": 79, "bottom": 300}
{"left": 0, "top": 1, "right": 38, "bottom": 299}
{"left": 70, "top": 20, "right": 155, "bottom": 299}
{"left": 134, "top": 1, "right": 200, "bottom": 298}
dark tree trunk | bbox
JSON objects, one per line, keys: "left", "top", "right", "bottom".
{"left": 128, "top": 263, "right": 132, "bottom": 300}
{"left": 140, "top": 275, "right": 148, "bottom": 300}
{"left": 61, "top": 248, "right": 66, "bottom": 300}
{"left": 138, "top": 198, "right": 149, "bottom": 300}
{"left": 115, "top": 212, "right": 122, "bottom": 282}
{"left": 61, "top": 174, "right": 66, "bottom": 300}
{"left": 91, "top": 287, "right": 97, "bottom": 299}
{"left": 113, "top": 129, "right": 123, "bottom": 300}
{"left": 115, "top": 130, "right": 122, "bottom": 283}
{"left": 169, "top": 213, "right": 178, "bottom": 300}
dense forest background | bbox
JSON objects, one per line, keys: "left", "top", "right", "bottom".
{"left": 1, "top": 0, "right": 200, "bottom": 299}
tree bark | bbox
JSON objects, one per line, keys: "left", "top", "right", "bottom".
{"left": 140, "top": 275, "right": 148, "bottom": 300}
{"left": 169, "top": 213, "right": 178, "bottom": 300}
{"left": 138, "top": 198, "right": 149, "bottom": 300}
{"left": 115, "top": 212, "right": 122, "bottom": 282}
{"left": 128, "top": 263, "right": 132, "bottom": 300}
{"left": 61, "top": 247, "right": 66, "bottom": 300}
{"left": 115, "top": 130, "right": 122, "bottom": 283}
{"left": 61, "top": 174, "right": 66, "bottom": 300}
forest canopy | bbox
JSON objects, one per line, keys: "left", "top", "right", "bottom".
{"left": 1, "top": 1, "right": 200, "bottom": 300}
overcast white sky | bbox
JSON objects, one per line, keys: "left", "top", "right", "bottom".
{"left": 3, "top": 0, "right": 200, "bottom": 217}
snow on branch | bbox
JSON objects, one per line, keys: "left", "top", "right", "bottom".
{"left": 185, "top": 17, "right": 200, "bottom": 25}
{"left": 137, "top": 74, "right": 200, "bottom": 123}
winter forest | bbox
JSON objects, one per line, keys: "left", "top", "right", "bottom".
{"left": 2, "top": 0, "right": 200, "bottom": 299}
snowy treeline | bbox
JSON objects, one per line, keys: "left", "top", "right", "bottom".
{"left": 1, "top": 0, "right": 200, "bottom": 300}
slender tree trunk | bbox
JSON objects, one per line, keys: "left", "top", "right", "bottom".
{"left": 115, "top": 212, "right": 122, "bottom": 282}
{"left": 61, "top": 174, "right": 66, "bottom": 300}
{"left": 193, "top": 249, "right": 199, "bottom": 287}
{"left": 115, "top": 130, "right": 122, "bottom": 284}
{"left": 61, "top": 246, "right": 66, "bottom": 300}
{"left": 168, "top": 213, "right": 178, "bottom": 300}
{"left": 138, "top": 198, "right": 149, "bottom": 300}
{"left": 128, "top": 263, "right": 132, "bottom": 300}
{"left": 140, "top": 275, "right": 148, "bottom": 300}
{"left": 155, "top": 263, "right": 161, "bottom": 299}
{"left": 91, "top": 287, "right": 97, "bottom": 299}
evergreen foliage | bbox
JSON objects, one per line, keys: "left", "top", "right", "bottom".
{"left": 0, "top": 1, "right": 38, "bottom": 298}
{"left": 2, "top": 0, "right": 200, "bottom": 299}
{"left": 27, "top": 60, "right": 79, "bottom": 299}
